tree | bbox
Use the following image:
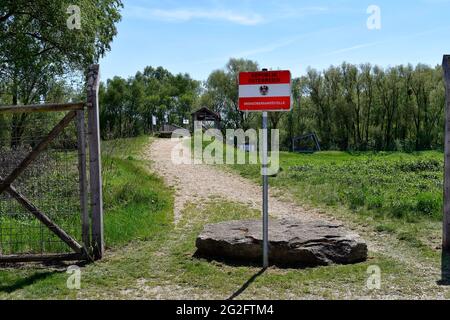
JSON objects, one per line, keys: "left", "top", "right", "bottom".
{"left": 98, "top": 66, "right": 200, "bottom": 139}
{"left": 0, "top": 0, "right": 123, "bottom": 146}
{"left": 204, "top": 58, "right": 259, "bottom": 130}
{"left": 359, "top": 63, "right": 374, "bottom": 149}
{"left": 298, "top": 63, "right": 444, "bottom": 151}
{"left": 101, "top": 77, "right": 127, "bottom": 138}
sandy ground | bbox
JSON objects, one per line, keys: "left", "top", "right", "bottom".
{"left": 147, "top": 138, "right": 329, "bottom": 225}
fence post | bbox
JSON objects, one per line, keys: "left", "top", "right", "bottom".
{"left": 87, "top": 64, "right": 104, "bottom": 259}
{"left": 76, "top": 110, "right": 90, "bottom": 251}
{"left": 443, "top": 55, "right": 450, "bottom": 251}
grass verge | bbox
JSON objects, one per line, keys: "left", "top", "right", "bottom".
{"left": 0, "top": 136, "right": 173, "bottom": 299}
{"left": 1, "top": 137, "right": 448, "bottom": 299}
{"left": 222, "top": 149, "right": 443, "bottom": 258}
{"left": 4, "top": 198, "right": 443, "bottom": 299}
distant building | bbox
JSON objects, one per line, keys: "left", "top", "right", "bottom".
{"left": 191, "top": 107, "right": 221, "bottom": 132}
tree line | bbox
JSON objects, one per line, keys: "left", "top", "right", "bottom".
{"left": 0, "top": 0, "right": 123, "bottom": 148}
{"left": 99, "top": 66, "right": 200, "bottom": 139}
{"left": 295, "top": 63, "right": 445, "bottom": 151}
{"left": 200, "top": 59, "right": 446, "bottom": 151}
{"left": 0, "top": 0, "right": 446, "bottom": 153}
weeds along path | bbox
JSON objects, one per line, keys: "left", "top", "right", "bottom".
{"left": 147, "top": 138, "right": 327, "bottom": 225}
{"left": 144, "top": 138, "right": 450, "bottom": 298}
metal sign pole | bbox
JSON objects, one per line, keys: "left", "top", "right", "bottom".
{"left": 262, "top": 111, "right": 269, "bottom": 268}
{"left": 238, "top": 68, "right": 292, "bottom": 268}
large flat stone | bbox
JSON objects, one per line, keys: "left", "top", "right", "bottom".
{"left": 195, "top": 219, "right": 368, "bottom": 267}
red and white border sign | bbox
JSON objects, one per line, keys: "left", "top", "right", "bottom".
{"left": 239, "top": 70, "right": 292, "bottom": 112}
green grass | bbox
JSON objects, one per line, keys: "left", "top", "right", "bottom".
{"left": 0, "top": 136, "right": 174, "bottom": 299}
{"left": 222, "top": 149, "right": 444, "bottom": 255}
{"left": 2, "top": 198, "right": 440, "bottom": 300}
{"left": 1, "top": 137, "right": 448, "bottom": 299}
{"left": 101, "top": 136, "right": 173, "bottom": 246}
{"left": 145, "top": 200, "right": 406, "bottom": 300}
{"left": 0, "top": 150, "right": 82, "bottom": 254}
{"left": 192, "top": 137, "right": 443, "bottom": 221}
{"left": 230, "top": 150, "right": 443, "bottom": 219}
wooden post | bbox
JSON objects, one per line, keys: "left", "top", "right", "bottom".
{"left": 87, "top": 64, "right": 104, "bottom": 259}
{"left": 0, "top": 102, "right": 84, "bottom": 114}
{"left": 76, "top": 110, "right": 90, "bottom": 251}
{"left": 443, "top": 55, "right": 450, "bottom": 251}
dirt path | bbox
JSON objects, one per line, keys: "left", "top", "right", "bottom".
{"left": 144, "top": 138, "right": 449, "bottom": 299}
{"left": 147, "top": 138, "right": 328, "bottom": 225}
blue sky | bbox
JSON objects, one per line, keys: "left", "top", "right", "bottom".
{"left": 100, "top": 0, "right": 450, "bottom": 82}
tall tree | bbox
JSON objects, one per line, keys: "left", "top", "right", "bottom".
{"left": 204, "top": 58, "right": 259, "bottom": 130}
{"left": 0, "top": 0, "right": 122, "bottom": 146}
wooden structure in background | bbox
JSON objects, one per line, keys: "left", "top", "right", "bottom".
{"left": 156, "top": 123, "right": 186, "bottom": 138}
{"left": 191, "top": 107, "right": 221, "bottom": 131}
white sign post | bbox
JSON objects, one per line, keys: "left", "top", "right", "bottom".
{"left": 239, "top": 69, "right": 292, "bottom": 268}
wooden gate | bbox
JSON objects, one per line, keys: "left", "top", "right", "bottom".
{"left": 0, "top": 65, "right": 103, "bottom": 262}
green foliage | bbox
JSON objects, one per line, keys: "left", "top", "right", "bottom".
{"left": 0, "top": 0, "right": 122, "bottom": 72}
{"left": 197, "top": 60, "right": 447, "bottom": 153}
{"left": 284, "top": 63, "right": 445, "bottom": 152}
{"left": 101, "top": 136, "right": 173, "bottom": 246}
{"left": 230, "top": 150, "right": 444, "bottom": 221}
{"left": 416, "top": 192, "right": 441, "bottom": 217}
{"left": 99, "top": 67, "right": 200, "bottom": 139}
{"left": 203, "top": 58, "right": 259, "bottom": 130}
{"left": 0, "top": 0, "right": 122, "bottom": 145}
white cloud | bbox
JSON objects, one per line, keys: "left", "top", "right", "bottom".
{"left": 193, "top": 35, "right": 306, "bottom": 65}
{"left": 235, "top": 35, "right": 310, "bottom": 58}
{"left": 322, "top": 26, "right": 450, "bottom": 57}
{"left": 126, "top": 6, "right": 264, "bottom": 26}
{"left": 323, "top": 42, "right": 382, "bottom": 56}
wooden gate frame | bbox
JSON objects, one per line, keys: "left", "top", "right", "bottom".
{"left": 0, "top": 64, "right": 104, "bottom": 262}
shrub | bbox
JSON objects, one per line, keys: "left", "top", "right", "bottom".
{"left": 347, "top": 189, "right": 366, "bottom": 209}
{"left": 390, "top": 199, "right": 415, "bottom": 219}
{"left": 366, "top": 194, "right": 384, "bottom": 209}
{"left": 396, "top": 159, "right": 441, "bottom": 172}
{"left": 416, "top": 192, "right": 441, "bottom": 219}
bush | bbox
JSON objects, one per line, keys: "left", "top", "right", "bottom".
{"left": 416, "top": 192, "right": 441, "bottom": 219}
{"left": 396, "top": 159, "right": 441, "bottom": 172}
{"left": 346, "top": 189, "right": 366, "bottom": 209}
{"left": 389, "top": 199, "right": 415, "bottom": 219}
{"left": 366, "top": 194, "right": 384, "bottom": 209}
{"left": 394, "top": 139, "right": 404, "bottom": 152}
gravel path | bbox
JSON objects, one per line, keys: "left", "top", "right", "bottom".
{"left": 146, "top": 138, "right": 328, "bottom": 224}
{"left": 139, "top": 138, "right": 448, "bottom": 299}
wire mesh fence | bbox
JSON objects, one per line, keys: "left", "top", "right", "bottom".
{"left": 0, "top": 110, "right": 84, "bottom": 257}
{"left": 0, "top": 64, "right": 102, "bottom": 262}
